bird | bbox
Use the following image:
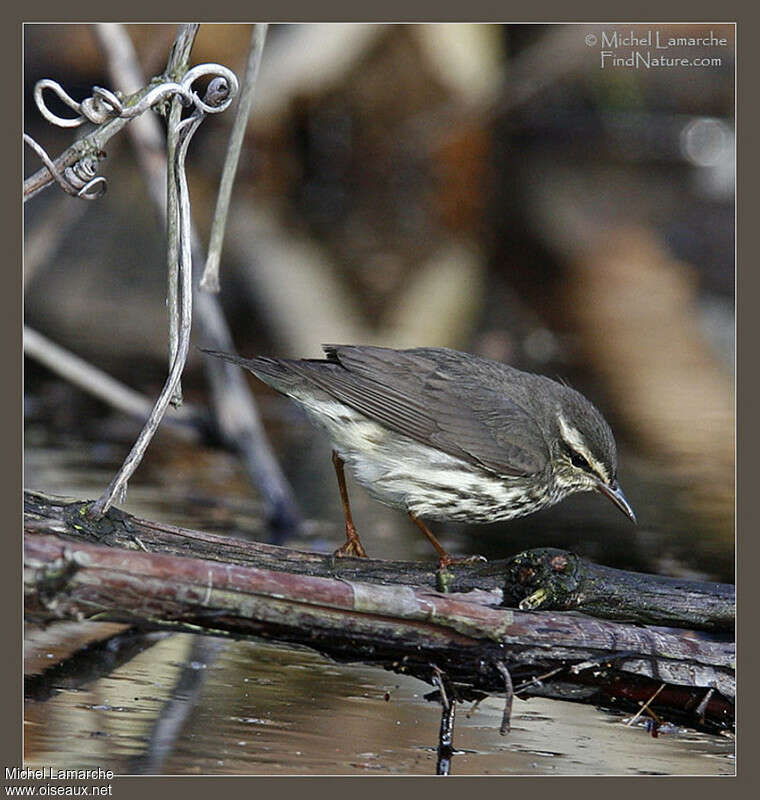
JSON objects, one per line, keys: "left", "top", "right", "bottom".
{"left": 202, "top": 345, "right": 636, "bottom": 567}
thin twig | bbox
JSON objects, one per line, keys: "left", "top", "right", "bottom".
{"left": 78, "top": 25, "right": 238, "bottom": 516}
{"left": 164, "top": 24, "right": 201, "bottom": 80}
{"left": 166, "top": 96, "right": 185, "bottom": 407}
{"left": 23, "top": 131, "right": 107, "bottom": 200}
{"left": 495, "top": 661, "right": 514, "bottom": 735}
{"left": 430, "top": 665, "right": 450, "bottom": 710}
{"left": 163, "top": 24, "right": 200, "bottom": 406}
{"left": 23, "top": 325, "right": 200, "bottom": 438}
{"left": 92, "top": 22, "right": 191, "bottom": 408}
{"left": 88, "top": 86, "right": 217, "bottom": 518}
{"left": 512, "top": 665, "right": 565, "bottom": 694}
{"left": 200, "top": 23, "right": 268, "bottom": 293}
{"left": 695, "top": 688, "right": 715, "bottom": 720}
{"left": 432, "top": 667, "right": 456, "bottom": 776}
{"left": 465, "top": 696, "right": 485, "bottom": 718}
{"left": 436, "top": 693, "right": 456, "bottom": 776}
{"left": 626, "top": 683, "right": 666, "bottom": 727}
{"left": 570, "top": 650, "right": 639, "bottom": 675}
{"left": 23, "top": 195, "right": 92, "bottom": 290}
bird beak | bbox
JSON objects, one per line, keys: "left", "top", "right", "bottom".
{"left": 596, "top": 479, "right": 637, "bottom": 523}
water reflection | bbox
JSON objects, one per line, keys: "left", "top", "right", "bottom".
{"left": 25, "top": 632, "right": 734, "bottom": 775}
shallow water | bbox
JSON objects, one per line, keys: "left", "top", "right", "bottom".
{"left": 23, "top": 417, "right": 734, "bottom": 775}
{"left": 25, "top": 632, "right": 734, "bottom": 776}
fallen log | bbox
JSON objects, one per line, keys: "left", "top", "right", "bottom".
{"left": 23, "top": 491, "right": 734, "bottom": 733}
{"left": 23, "top": 492, "right": 735, "bottom": 630}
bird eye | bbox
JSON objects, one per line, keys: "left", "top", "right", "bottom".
{"left": 569, "top": 450, "right": 591, "bottom": 471}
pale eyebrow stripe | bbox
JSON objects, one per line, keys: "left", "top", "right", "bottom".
{"left": 557, "top": 414, "right": 609, "bottom": 483}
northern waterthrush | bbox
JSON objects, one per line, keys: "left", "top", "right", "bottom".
{"left": 204, "top": 345, "right": 635, "bottom": 565}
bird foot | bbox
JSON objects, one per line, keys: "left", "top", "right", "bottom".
{"left": 333, "top": 527, "right": 368, "bottom": 559}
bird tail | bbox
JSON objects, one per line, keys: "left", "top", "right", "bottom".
{"left": 199, "top": 348, "right": 304, "bottom": 393}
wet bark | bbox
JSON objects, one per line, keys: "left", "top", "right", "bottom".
{"left": 24, "top": 491, "right": 734, "bottom": 733}
{"left": 496, "top": 548, "right": 734, "bottom": 631}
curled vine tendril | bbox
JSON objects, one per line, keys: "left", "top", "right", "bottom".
{"left": 33, "top": 80, "right": 125, "bottom": 127}
{"left": 25, "top": 64, "right": 239, "bottom": 200}
{"left": 23, "top": 133, "right": 107, "bottom": 200}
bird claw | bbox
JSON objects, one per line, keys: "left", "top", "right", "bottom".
{"left": 333, "top": 533, "right": 368, "bottom": 559}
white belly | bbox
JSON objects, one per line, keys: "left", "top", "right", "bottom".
{"left": 295, "top": 394, "right": 550, "bottom": 523}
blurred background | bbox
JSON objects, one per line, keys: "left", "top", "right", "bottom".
{"left": 23, "top": 24, "right": 735, "bottom": 774}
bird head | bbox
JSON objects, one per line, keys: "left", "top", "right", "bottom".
{"left": 542, "top": 382, "right": 636, "bottom": 523}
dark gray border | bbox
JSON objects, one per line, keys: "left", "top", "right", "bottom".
{"left": 11, "top": 2, "right": 751, "bottom": 796}
{"left": 6, "top": 6, "right": 22, "bottom": 775}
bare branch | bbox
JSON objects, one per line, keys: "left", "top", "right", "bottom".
{"left": 23, "top": 326, "right": 201, "bottom": 438}
{"left": 24, "top": 326, "right": 154, "bottom": 421}
{"left": 164, "top": 24, "right": 201, "bottom": 79}
{"left": 201, "top": 23, "right": 269, "bottom": 293}
{"left": 163, "top": 24, "right": 200, "bottom": 404}
{"left": 163, "top": 30, "right": 201, "bottom": 404}
{"left": 23, "top": 196, "right": 92, "bottom": 289}
{"left": 92, "top": 23, "right": 194, "bottom": 406}
{"left": 88, "top": 96, "right": 207, "bottom": 517}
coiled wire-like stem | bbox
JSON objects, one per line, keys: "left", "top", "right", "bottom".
{"left": 23, "top": 63, "right": 238, "bottom": 201}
